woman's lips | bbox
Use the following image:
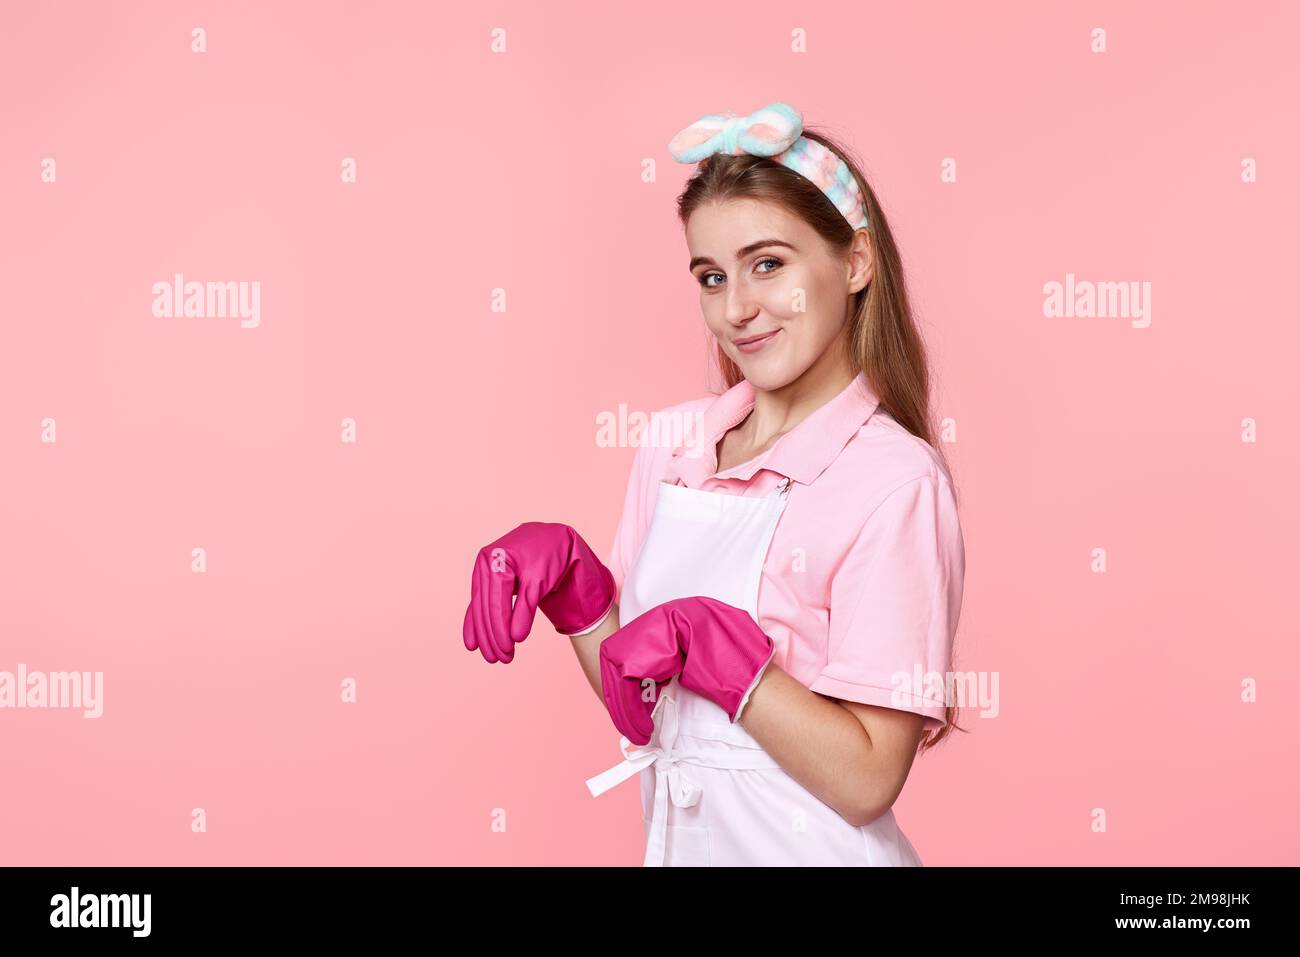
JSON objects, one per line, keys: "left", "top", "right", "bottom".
{"left": 735, "top": 329, "right": 780, "bottom": 354}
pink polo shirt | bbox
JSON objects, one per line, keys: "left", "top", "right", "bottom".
{"left": 606, "top": 371, "right": 966, "bottom": 731}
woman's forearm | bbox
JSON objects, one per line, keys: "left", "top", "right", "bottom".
{"left": 567, "top": 603, "right": 620, "bottom": 702}
{"left": 738, "top": 664, "right": 883, "bottom": 827}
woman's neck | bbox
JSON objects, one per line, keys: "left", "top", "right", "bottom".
{"left": 740, "top": 347, "right": 857, "bottom": 450}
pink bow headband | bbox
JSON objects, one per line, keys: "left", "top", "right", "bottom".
{"left": 667, "top": 101, "right": 869, "bottom": 232}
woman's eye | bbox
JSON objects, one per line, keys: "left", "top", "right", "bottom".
{"left": 698, "top": 258, "right": 782, "bottom": 289}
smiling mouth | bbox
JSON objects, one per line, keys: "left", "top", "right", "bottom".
{"left": 734, "top": 330, "right": 779, "bottom": 346}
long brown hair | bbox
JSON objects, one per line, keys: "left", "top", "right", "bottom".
{"left": 674, "top": 126, "right": 964, "bottom": 753}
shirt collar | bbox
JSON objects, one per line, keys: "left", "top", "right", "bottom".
{"left": 665, "top": 370, "right": 881, "bottom": 488}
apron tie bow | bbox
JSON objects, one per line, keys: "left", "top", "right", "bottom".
{"left": 585, "top": 692, "right": 702, "bottom": 866}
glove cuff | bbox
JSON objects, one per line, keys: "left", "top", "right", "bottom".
{"left": 731, "top": 645, "right": 776, "bottom": 724}
{"left": 563, "top": 594, "right": 616, "bottom": 637}
{"left": 538, "top": 527, "right": 617, "bottom": 635}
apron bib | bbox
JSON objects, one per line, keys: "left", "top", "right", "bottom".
{"left": 585, "top": 475, "right": 924, "bottom": 867}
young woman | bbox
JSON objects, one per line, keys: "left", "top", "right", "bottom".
{"left": 463, "top": 102, "right": 966, "bottom": 867}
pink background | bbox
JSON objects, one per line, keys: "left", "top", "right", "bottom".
{"left": 2, "top": 1, "right": 1297, "bottom": 865}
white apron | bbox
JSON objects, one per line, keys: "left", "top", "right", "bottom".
{"left": 585, "top": 475, "right": 924, "bottom": 867}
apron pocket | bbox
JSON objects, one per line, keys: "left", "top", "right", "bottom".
{"left": 641, "top": 815, "right": 713, "bottom": 867}
{"left": 663, "top": 824, "right": 711, "bottom": 867}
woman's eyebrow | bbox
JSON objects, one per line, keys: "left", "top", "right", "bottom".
{"left": 689, "top": 239, "right": 797, "bottom": 271}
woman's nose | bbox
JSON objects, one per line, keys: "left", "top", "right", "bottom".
{"left": 722, "top": 283, "right": 759, "bottom": 325}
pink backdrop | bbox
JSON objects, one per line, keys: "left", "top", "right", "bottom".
{"left": 2, "top": 1, "right": 1296, "bottom": 865}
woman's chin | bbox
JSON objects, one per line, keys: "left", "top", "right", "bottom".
{"left": 736, "top": 362, "right": 805, "bottom": 392}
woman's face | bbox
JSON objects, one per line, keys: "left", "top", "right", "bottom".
{"left": 686, "top": 197, "right": 872, "bottom": 391}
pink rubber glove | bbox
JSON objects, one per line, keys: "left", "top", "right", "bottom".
{"left": 598, "top": 596, "right": 776, "bottom": 745}
{"left": 463, "top": 522, "right": 615, "bottom": 664}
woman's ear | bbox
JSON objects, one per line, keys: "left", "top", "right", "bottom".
{"left": 847, "top": 228, "right": 873, "bottom": 294}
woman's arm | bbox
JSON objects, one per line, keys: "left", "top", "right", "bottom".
{"left": 739, "top": 664, "right": 926, "bottom": 828}
{"left": 567, "top": 604, "right": 620, "bottom": 702}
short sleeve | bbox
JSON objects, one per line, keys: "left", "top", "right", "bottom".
{"left": 808, "top": 471, "right": 966, "bottom": 732}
